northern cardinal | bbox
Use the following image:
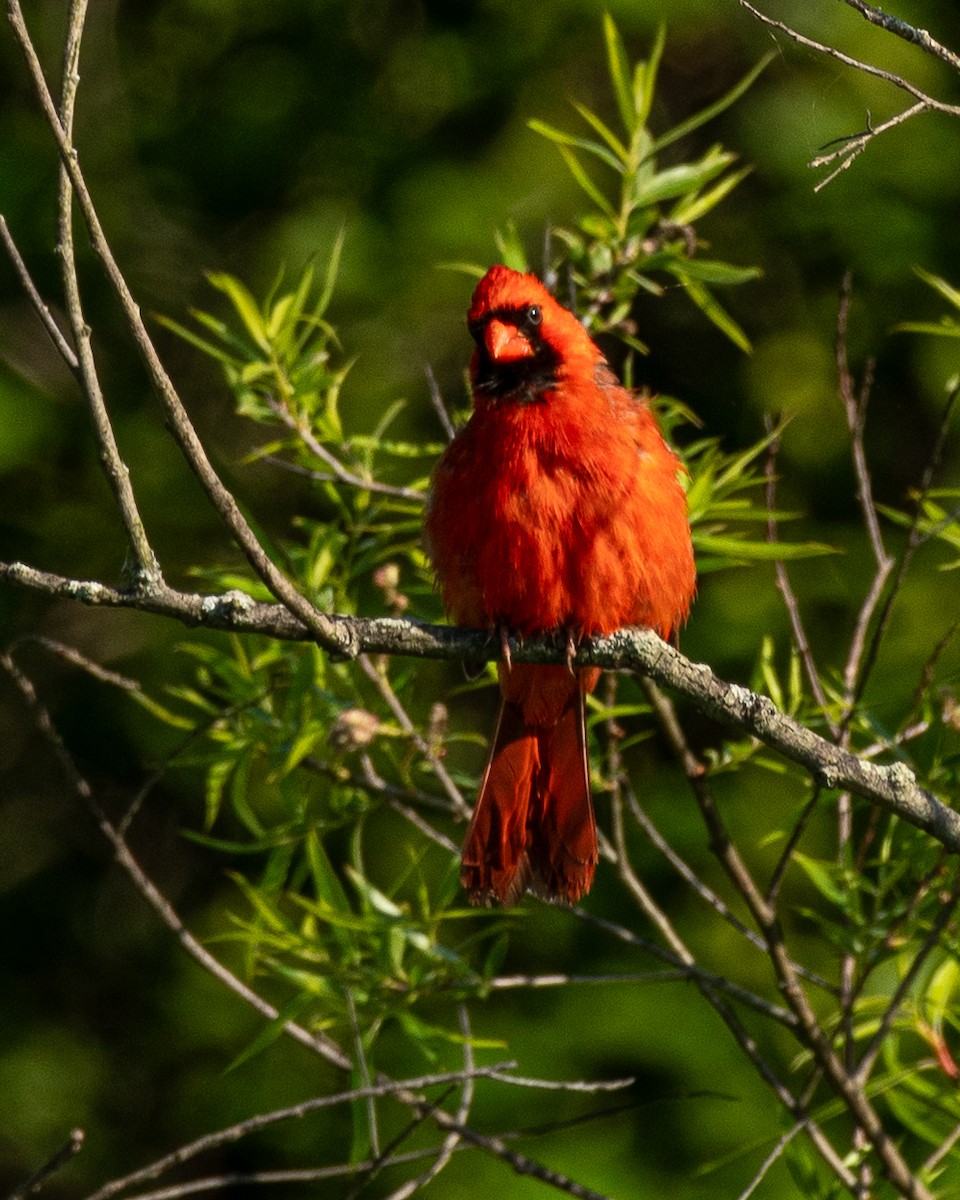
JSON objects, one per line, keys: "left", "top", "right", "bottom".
{"left": 426, "top": 265, "right": 695, "bottom": 905}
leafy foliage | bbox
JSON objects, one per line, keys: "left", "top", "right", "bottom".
{"left": 82, "top": 17, "right": 960, "bottom": 1196}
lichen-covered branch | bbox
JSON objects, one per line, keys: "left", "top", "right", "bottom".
{"left": 3, "top": 556, "right": 956, "bottom": 856}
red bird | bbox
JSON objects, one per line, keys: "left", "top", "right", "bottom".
{"left": 426, "top": 265, "right": 695, "bottom": 905}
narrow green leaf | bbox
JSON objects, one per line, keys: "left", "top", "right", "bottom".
{"left": 207, "top": 271, "right": 271, "bottom": 353}
{"left": 494, "top": 221, "right": 530, "bottom": 272}
{"left": 154, "top": 314, "right": 241, "bottom": 367}
{"left": 556, "top": 144, "right": 616, "bottom": 218}
{"left": 266, "top": 292, "right": 295, "bottom": 341}
{"left": 316, "top": 225, "right": 346, "bottom": 320}
{"left": 914, "top": 264, "right": 960, "bottom": 313}
{"left": 667, "top": 258, "right": 762, "bottom": 286}
{"left": 527, "top": 117, "right": 623, "bottom": 173}
{"left": 633, "top": 151, "right": 733, "bottom": 207}
{"left": 891, "top": 320, "right": 960, "bottom": 339}
{"left": 636, "top": 22, "right": 666, "bottom": 130}
{"left": 671, "top": 165, "right": 752, "bottom": 224}
{"left": 679, "top": 275, "right": 753, "bottom": 353}
{"left": 793, "top": 853, "right": 847, "bottom": 907}
{"left": 571, "top": 101, "right": 628, "bottom": 164}
{"left": 435, "top": 260, "right": 488, "bottom": 280}
{"left": 224, "top": 994, "right": 313, "bottom": 1073}
{"left": 650, "top": 52, "right": 774, "bottom": 156}
{"left": 603, "top": 12, "right": 635, "bottom": 135}
{"left": 693, "top": 534, "right": 836, "bottom": 560}
{"left": 927, "top": 959, "right": 960, "bottom": 1029}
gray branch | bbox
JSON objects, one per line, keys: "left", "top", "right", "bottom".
{"left": 3, "top": 557, "right": 956, "bottom": 854}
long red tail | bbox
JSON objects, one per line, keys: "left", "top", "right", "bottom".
{"left": 460, "top": 682, "right": 597, "bottom": 905}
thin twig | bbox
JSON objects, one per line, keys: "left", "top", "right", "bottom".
{"left": 738, "top": 1, "right": 960, "bottom": 188}
{"left": 854, "top": 870, "right": 960, "bottom": 1087}
{"left": 265, "top": 397, "right": 424, "bottom": 501}
{"left": 8, "top": 1129, "right": 85, "bottom": 1200}
{"left": 810, "top": 102, "right": 928, "bottom": 190}
{"left": 7, "top": 0, "right": 351, "bottom": 655}
{"left": 762, "top": 417, "right": 832, "bottom": 720}
{"left": 358, "top": 652, "right": 469, "bottom": 816}
{"left": 424, "top": 363, "right": 456, "bottom": 441}
{"left": 381, "top": 1006, "right": 475, "bottom": 1200}
{"left": 489, "top": 971, "right": 685, "bottom": 989}
{"left": 738, "top": 1, "right": 960, "bottom": 115}
{"left": 55, "top": 0, "right": 159, "bottom": 585}
{"left": 835, "top": 275, "right": 892, "bottom": 711}
{"left": 87, "top": 1147, "right": 465, "bottom": 1200}
{"left": 736, "top": 1122, "right": 803, "bottom": 1200}
{"left": 0, "top": 646, "right": 353, "bottom": 1075}
{"left": 766, "top": 787, "right": 821, "bottom": 906}
{"left": 642, "top": 676, "right": 925, "bottom": 1197}
{"left": 81, "top": 1068, "right": 513, "bottom": 1200}
{"left": 0, "top": 214, "right": 78, "bottom": 369}
{"left": 851, "top": 382, "right": 960, "bottom": 715}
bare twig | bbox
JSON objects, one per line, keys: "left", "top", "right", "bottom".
{"left": 54, "top": 0, "right": 159, "bottom": 585}
{"left": 357, "top": 652, "right": 469, "bottom": 816}
{"left": 425, "top": 362, "right": 456, "bottom": 441}
{"left": 643, "top": 677, "right": 928, "bottom": 1198}
{"left": 7, "top": 0, "right": 352, "bottom": 655}
{"left": 8, "top": 1129, "right": 85, "bottom": 1200}
{"left": 765, "top": 787, "right": 821, "bottom": 906}
{"left": 762, "top": 418, "right": 832, "bottom": 719}
{"left": 736, "top": 1122, "right": 803, "bottom": 1200}
{"left": 738, "top": 1, "right": 960, "bottom": 114}
{"left": 82, "top": 1068, "right": 513, "bottom": 1200}
{"left": 738, "top": 1, "right": 960, "bottom": 188}
{"left": 835, "top": 275, "right": 893, "bottom": 711}
{"left": 624, "top": 782, "right": 833, "bottom": 995}
{"left": 265, "top": 396, "right": 424, "bottom": 501}
{"left": 0, "top": 214, "right": 78, "bottom": 369}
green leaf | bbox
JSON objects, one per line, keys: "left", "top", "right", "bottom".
{"left": 603, "top": 12, "right": 635, "bottom": 136}
{"left": 793, "top": 855, "right": 854, "bottom": 911}
{"left": 633, "top": 150, "right": 733, "bottom": 207}
{"left": 635, "top": 22, "right": 666, "bottom": 131}
{"left": 892, "top": 320, "right": 960, "bottom": 339}
{"left": 528, "top": 118, "right": 623, "bottom": 173}
{"left": 650, "top": 52, "right": 774, "bottom": 156}
{"left": 316, "top": 225, "right": 346, "bottom": 321}
{"left": 693, "top": 534, "right": 837, "bottom": 560}
{"left": 555, "top": 144, "right": 616, "bottom": 217}
{"left": 435, "top": 260, "right": 488, "bottom": 279}
{"left": 671, "top": 165, "right": 753, "bottom": 225}
{"left": 678, "top": 275, "right": 753, "bottom": 353}
{"left": 667, "top": 258, "right": 762, "bottom": 286}
{"left": 914, "top": 264, "right": 960, "bottom": 313}
{"left": 153, "top": 313, "right": 241, "bottom": 367}
{"left": 494, "top": 221, "right": 530, "bottom": 272}
{"left": 206, "top": 271, "right": 271, "bottom": 353}
{"left": 224, "top": 994, "right": 314, "bottom": 1073}
{"left": 571, "top": 101, "right": 628, "bottom": 164}
{"left": 926, "top": 958, "right": 960, "bottom": 1031}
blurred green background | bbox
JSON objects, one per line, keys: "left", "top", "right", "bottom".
{"left": 2, "top": 1, "right": 960, "bottom": 1196}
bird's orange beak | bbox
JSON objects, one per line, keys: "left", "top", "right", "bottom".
{"left": 484, "top": 319, "right": 535, "bottom": 363}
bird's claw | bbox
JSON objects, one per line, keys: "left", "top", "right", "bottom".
{"left": 498, "top": 622, "right": 514, "bottom": 673}
{"left": 564, "top": 628, "right": 578, "bottom": 676}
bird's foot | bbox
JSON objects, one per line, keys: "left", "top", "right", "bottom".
{"left": 563, "top": 627, "right": 579, "bottom": 676}
{"left": 494, "top": 621, "right": 518, "bottom": 673}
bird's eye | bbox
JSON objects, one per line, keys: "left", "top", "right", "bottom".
{"left": 526, "top": 304, "right": 542, "bottom": 327}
